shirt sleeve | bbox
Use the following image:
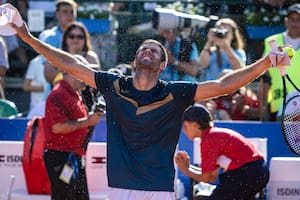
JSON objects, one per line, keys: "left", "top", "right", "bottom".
{"left": 234, "top": 49, "right": 247, "bottom": 65}
{"left": 39, "top": 27, "right": 62, "bottom": 64}
{"left": 95, "top": 71, "right": 120, "bottom": 95}
{"left": 25, "top": 57, "right": 39, "bottom": 79}
{"left": 171, "top": 82, "right": 198, "bottom": 109}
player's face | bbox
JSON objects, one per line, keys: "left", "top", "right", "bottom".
{"left": 183, "top": 121, "right": 199, "bottom": 140}
{"left": 135, "top": 43, "right": 163, "bottom": 71}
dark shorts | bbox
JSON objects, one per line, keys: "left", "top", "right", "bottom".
{"left": 209, "top": 159, "right": 270, "bottom": 200}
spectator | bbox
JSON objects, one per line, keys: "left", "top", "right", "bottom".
{"left": 43, "top": 69, "right": 103, "bottom": 200}
{"left": 2, "top": 35, "right": 28, "bottom": 70}
{"left": 263, "top": 3, "right": 300, "bottom": 121}
{"left": 175, "top": 104, "right": 269, "bottom": 199}
{"left": 231, "top": 87, "right": 261, "bottom": 120}
{"left": 262, "top": 0, "right": 299, "bottom": 8}
{"left": 0, "top": 36, "right": 9, "bottom": 99}
{"left": 61, "top": 22, "right": 100, "bottom": 69}
{"left": 215, "top": 69, "right": 261, "bottom": 121}
{"left": 60, "top": 21, "right": 101, "bottom": 112}
{"left": 159, "top": 28, "right": 200, "bottom": 82}
{"left": 23, "top": 55, "right": 47, "bottom": 117}
{"left": 12, "top": 10, "right": 290, "bottom": 198}
{"left": 214, "top": 94, "right": 234, "bottom": 120}
{"left": 198, "top": 100, "right": 231, "bottom": 120}
{"left": 39, "top": 0, "right": 77, "bottom": 96}
{"left": 3, "top": 0, "right": 28, "bottom": 72}
{"left": 39, "top": 0, "right": 77, "bottom": 48}
{"left": 199, "top": 18, "right": 246, "bottom": 81}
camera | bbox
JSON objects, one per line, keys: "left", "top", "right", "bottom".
{"left": 212, "top": 27, "right": 228, "bottom": 38}
{"left": 93, "top": 94, "right": 106, "bottom": 113}
{"left": 152, "top": 8, "right": 218, "bottom": 30}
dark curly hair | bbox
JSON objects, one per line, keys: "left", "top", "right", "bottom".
{"left": 183, "top": 104, "right": 213, "bottom": 130}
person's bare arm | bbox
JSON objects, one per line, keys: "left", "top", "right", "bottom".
{"left": 177, "top": 61, "right": 199, "bottom": 77}
{"left": 214, "top": 33, "right": 245, "bottom": 70}
{"left": 23, "top": 79, "right": 44, "bottom": 92}
{"left": 52, "top": 112, "right": 102, "bottom": 134}
{"left": 194, "top": 56, "right": 272, "bottom": 101}
{"left": 199, "top": 30, "right": 214, "bottom": 69}
{"left": 44, "top": 61, "right": 61, "bottom": 83}
{"left": 222, "top": 45, "right": 244, "bottom": 70}
{"left": 199, "top": 42, "right": 212, "bottom": 69}
{"left": 175, "top": 151, "right": 218, "bottom": 183}
{"left": 185, "top": 166, "right": 219, "bottom": 183}
{"left": 11, "top": 23, "right": 97, "bottom": 88}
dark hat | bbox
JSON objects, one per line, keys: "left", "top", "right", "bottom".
{"left": 287, "top": 3, "right": 300, "bottom": 16}
{"left": 183, "top": 104, "right": 212, "bottom": 126}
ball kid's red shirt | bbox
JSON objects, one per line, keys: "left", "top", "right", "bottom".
{"left": 44, "top": 80, "right": 89, "bottom": 156}
{"left": 200, "top": 127, "right": 264, "bottom": 173}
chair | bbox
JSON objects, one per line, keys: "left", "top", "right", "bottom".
{"left": 0, "top": 99, "right": 18, "bottom": 117}
{"left": 0, "top": 175, "right": 15, "bottom": 200}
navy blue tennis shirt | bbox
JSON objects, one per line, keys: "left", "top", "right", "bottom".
{"left": 95, "top": 71, "right": 197, "bottom": 191}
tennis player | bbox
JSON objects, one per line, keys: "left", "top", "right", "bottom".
{"left": 9, "top": 4, "right": 288, "bottom": 199}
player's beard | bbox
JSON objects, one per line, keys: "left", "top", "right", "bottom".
{"left": 136, "top": 57, "right": 160, "bottom": 72}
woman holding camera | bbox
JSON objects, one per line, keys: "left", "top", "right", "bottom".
{"left": 198, "top": 18, "right": 246, "bottom": 82}
{"left": 198, "top": 18, "right": 262, "bottom": 121}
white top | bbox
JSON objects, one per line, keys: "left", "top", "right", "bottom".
{"left": 25, "top": 56, "right": 47, "bottom": 110}
{"left": 284, "top": 31, "right": 300, "bottom": 51}
{"left": 0, "top": 36, "right": 9, "bottom": 69}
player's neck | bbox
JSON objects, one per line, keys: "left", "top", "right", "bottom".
{"left": 133, "top": 75, "right": 158, "bottom": 91}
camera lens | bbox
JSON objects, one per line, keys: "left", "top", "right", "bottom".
{"left": 212, "top": 28, "right": 228, "bottom": 38}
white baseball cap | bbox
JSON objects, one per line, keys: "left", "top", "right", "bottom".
{"left": 0, "top": 3, "right": 23, "bottom": 36}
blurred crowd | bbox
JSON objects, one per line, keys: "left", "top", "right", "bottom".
{"left": 0, "top": 0, "right": 300, "bottom": 123}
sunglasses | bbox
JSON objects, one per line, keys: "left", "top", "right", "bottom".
{"left": 67, "top": 34, "right": 85, "bottom": 40}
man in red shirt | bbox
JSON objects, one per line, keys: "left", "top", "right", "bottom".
{"left": 44, "top": 71, "right": 103, "bottom": 200}
{"left": 175, "top": 104, "right": 269, "bottom": 199}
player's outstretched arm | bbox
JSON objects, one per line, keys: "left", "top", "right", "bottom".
{"left": 10, "top": 19, "right": 96, "bottom": 88}
{"left": 194, "top": 53, "right": 289, "bottom": 102}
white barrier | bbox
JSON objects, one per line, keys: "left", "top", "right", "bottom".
{"left": 267, "top": 157, "right": 300, "bottom": 200}
{"left": 0, "top": 141, "right": 109, "bottom": 200}
{"left": 193, "top": 137, "right": 201, "bottom": 166}
{"left": 247, "top": 137, "right": 268, "bottom": 161}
